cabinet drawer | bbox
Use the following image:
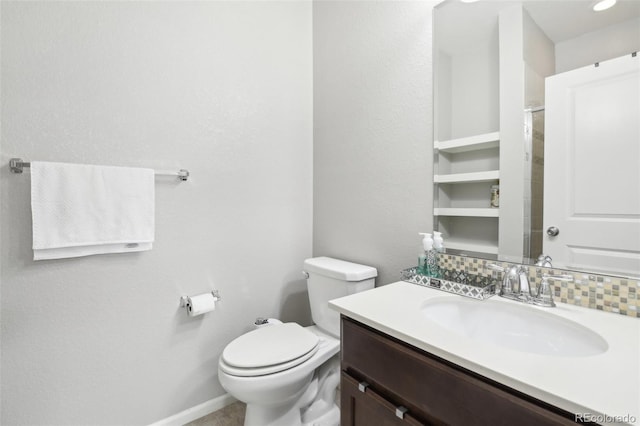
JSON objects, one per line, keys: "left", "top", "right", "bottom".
{"left": 341, "top": 317, "right": 576, "bottom": 426}
{"left": 342, "top": 372, "right": 424, "bottom": 426}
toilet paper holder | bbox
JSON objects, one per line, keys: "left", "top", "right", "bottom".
{"left": 180, "top": 290, "right": 221, "bottom": 308}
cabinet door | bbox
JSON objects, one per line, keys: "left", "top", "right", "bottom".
{"left": 341, "top": 372, "right": 425, "bottom": 426}
{"left": 342, "top": 317, "right": 576, "bottom": 426}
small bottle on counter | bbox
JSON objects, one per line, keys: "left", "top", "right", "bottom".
{"left": 419, "top": 233, "right": 440, "bottom": 278}
{"left": 426, "top": 244, "right": 440, "bottom": 278}
{"left": 418, "top": 233, "right": 432, "bottom": 275}
{"left": 418, "top": 249, "right": 427, "bottom": 275}
{"left": 433, "top": 231, "right": 445, "bottom": 253}
{"left": 490, "top": 184, "right": 500, "bottom": 208}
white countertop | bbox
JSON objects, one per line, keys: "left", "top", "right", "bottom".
{"left": 329, "top": 281, "right": 640, "bottom": 425}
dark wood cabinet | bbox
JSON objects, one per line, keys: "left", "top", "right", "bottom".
{"left": 341, "top": 372, "right": 424, "bottom": 426}
{"left": 340, "top": 316, "right": 580, "bottom": 426}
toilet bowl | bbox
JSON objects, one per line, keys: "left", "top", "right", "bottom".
{"left": 218, "top": 257, "right": 377, "bottom": 426}
{"left": 219, "top": 325, "right": 340, "bottom": 426}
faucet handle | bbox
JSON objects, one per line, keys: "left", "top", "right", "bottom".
{"left": 534, "top": 273, "right": 573, "bottom": 307}
{"left": 535, "top": 276, "right": 556, "bottom": 307}
{"left": 486, "top": 264, "right": 508, "bottom": 295}
{"left": 535, "top": 254, "right": 553, "bottom": 267}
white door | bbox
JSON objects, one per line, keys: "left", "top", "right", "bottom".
{"left": 544, "top": 54, "right": 640, "bottom": 276}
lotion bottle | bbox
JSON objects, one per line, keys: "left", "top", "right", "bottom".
{"left": 419, "top": 233, "right": 438, "bottom": 276}
{"left": 433, "top": 231, "right": 445, "bottom": 253}
{"left": 417, "top": 248, "right": 427, "bottom": 275}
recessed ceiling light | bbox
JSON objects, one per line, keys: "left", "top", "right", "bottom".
{"left": 593, "top": 0, "right": 617, "bottom": 12}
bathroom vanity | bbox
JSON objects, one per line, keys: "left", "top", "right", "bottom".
{"left": 340, "top": 317, "right": 574, "bottom": 425}
{"left": 330, "top": 282, "right": 640, "bottom": 426}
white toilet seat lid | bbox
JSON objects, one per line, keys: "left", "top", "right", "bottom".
{"left": 219, "top": 344, "right": 319, "bottom": 377}
{"left": 222, "top": 323, "right": 320, "bottom": 369}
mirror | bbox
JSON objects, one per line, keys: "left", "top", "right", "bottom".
{"left": 433, "top": 0, "right": 640, "bottom": 278}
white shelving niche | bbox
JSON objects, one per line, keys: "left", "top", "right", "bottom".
{"left": 435, "top": 131, "right": 500, "bottom": 154}
{"left": 434, "top": 3, "right": 501, "bottom": 257}
{"left": 434, "top": 132, "right": 501, "bottom": 255}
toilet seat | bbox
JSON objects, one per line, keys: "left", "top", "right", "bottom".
{"left": 220, "top": 345, "right": 319, "bottom": 377}
{"left": 220, "top": 323, "right": 320, "bottom": 377}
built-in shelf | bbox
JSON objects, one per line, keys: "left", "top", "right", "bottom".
{"left": 435, "top": 131, "right": 500, "bottom": 154}
{"left": 434, "top": 170, "right": 499, "bottom": 184}
{"left": 434, "top": 208, "right": 499, "bottom": 218}
{"left": 434, "top": 131, "right": 501, "bottom": 256}
{"left": 445, "top": 238, "right": 499, "bottom": 255}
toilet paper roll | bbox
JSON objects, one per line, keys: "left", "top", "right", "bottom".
{"left": 186, "top": 293, "right": 217, "bottom": 317}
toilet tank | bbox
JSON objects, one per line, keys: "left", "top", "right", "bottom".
{"left": 304, "top": 257, "right": 377, "bottom": 337}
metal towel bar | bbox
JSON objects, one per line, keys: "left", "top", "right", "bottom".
{"left": 9, "top": 158, "right": 189, "bottom": 181}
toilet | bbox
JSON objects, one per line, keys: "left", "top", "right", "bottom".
{"left": 218, "top": 257, "right": 377, "bottom": 426}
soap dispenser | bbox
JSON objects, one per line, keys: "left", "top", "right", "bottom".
{"left": 419, "top": 233, "right": 439, "bottom": 278}
{"left": 433, "top": 231, "right": 445, "bottom": 253}
{"left": 418, "top": 233, "right": 430, "bottom": 275}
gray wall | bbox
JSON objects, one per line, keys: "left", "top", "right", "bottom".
{"left": 313, "top": 0, "right": 435, "bottom": 285}
{"left": 1, "top": 1, "right": 437, "bottom": 423}
{"left": 0, "top": 2, "right": 312, "bottom": 424}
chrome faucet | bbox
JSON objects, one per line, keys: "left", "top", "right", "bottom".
{"left": 487, "top": 263, "right": 573, "bottom": 307}
{"left": 488, "top": 264, "right": 532, "bottom": 302}
{"left": 515, "top": 265, "right": 532, "bottom": 299}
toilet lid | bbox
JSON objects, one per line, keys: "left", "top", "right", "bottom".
{"left": 222, "top": 323, "right": 320, "bottom": 370}
{"left": 219, "top": 344, "right": 319, "bottom": 377}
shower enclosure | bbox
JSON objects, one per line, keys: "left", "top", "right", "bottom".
{"left": 524, "top": 107, "right": 545, "bottom": 260}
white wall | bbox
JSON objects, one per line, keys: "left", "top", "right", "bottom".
{"left": 435, "top": 50, "right": 452, "bottom": 141}
{"left": 435, "top": 22, "right": 499, "bottom": 140}
{"left": 498, "top": 4, "right": 526, "bottom": 261}
{"left": 0, "top": 1, "right": 312, "bottom": 425}
{"left": 555, "top": 17, "right": 640, "bottom": 74}
{"left": 450, "top": 40, "right": 499, "bottom": 139}
{"left": 312, "top": 0, "right": 435, "bottom": 285}
{"left": 523, "top": 9, "right": 554, "bottom": 108}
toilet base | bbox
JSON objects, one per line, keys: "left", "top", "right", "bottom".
{"left": 243, "top": 393, "right": 340, "bottom": 426}
{"left": 242, "top": 354, "right": 341, "bottom": 426}
{"left": 244, "top": 402, "right": 304, "bottom": 426}
{"left": 302, "top": 404, "right": 339, "bottom": 426}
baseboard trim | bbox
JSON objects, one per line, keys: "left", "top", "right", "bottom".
{"left": 149, "top": 393, "right": 237, "bottom": 426}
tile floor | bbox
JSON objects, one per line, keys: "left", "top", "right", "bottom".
{"left": 184, "top": 402, "right": 246, "bottom": 426}
{"left": 186, "top": 389, "right": 339, "bottom": 425}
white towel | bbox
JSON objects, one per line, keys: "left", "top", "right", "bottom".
{"left": 30, "top": 161, "right": 155, "bottom": 260}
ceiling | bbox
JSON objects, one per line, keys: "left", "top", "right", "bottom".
{"left": 524, "top": 0, "right": 640, "bottom": 42}
{"left": 435, "top": 0, "right": 640, "bottom": 54}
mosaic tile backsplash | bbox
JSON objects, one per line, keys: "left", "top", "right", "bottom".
{"left": 432, "top": 254, "right": 639, "bottom": 318}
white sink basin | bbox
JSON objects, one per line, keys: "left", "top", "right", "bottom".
{"left": 421, "top": 297, "right": 608, "bottom": 357}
